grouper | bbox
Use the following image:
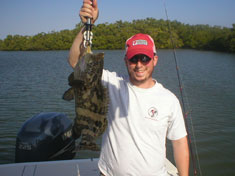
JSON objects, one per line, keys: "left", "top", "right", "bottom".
{"left": 63, "top": 51, "right": 108, "bottom": 151}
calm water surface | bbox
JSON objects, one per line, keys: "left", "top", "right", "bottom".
{"left": 0, "top": 50, "right": 234, "bottom": 176}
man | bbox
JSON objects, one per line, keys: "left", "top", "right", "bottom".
{"left": 69, "top": 0, "right": 189, "bottom": 175}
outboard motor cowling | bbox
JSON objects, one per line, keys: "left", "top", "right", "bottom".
{"left": 15, "top": 112, "right": 76, "bottom": 163}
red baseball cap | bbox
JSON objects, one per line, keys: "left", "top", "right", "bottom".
{"left": 125, "top": 33, "right": 157, "bottom": 59}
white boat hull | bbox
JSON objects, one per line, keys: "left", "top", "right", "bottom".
{"left": 0, "top": 158, "right": 178, "bottom": 176}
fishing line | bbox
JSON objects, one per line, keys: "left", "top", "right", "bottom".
{"left": 163, "top": 1, "right": 202, "bottom": 175}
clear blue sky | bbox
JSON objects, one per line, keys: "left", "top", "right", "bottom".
{"left": 0, "top": 0, "right": 235, "bottom": 39}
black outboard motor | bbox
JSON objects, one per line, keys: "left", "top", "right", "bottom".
{"left": 15, "top": 112, "right": 76, "bottom": 163}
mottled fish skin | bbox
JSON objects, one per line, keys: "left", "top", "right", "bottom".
{"left": 63, "top": 53, "right": 108, "bottom": 151}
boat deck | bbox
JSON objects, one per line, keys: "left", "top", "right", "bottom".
{"left": 0, "top": 158, "right": 178, "bottom": 176}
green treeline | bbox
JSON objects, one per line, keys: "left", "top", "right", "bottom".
{"left": 0, "top": 18, "right": 235, "bottom": 52}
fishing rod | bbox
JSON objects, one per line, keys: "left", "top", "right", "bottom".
{"left": 163, "top": 1, "right": 201, "bottom": 176}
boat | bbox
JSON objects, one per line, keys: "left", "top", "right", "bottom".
{"left": 0, "top": 111, "right": 179, "bottom": 176}
{"left": 0, "top": 158, "right": 178, "bottom": 176}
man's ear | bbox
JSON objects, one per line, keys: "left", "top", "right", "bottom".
{"left": 153, "top": 55, "right": 158, "bottom": 66}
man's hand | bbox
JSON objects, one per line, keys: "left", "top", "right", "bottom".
{"left": 80, "top": 0, "right": 99, "bottom": 24}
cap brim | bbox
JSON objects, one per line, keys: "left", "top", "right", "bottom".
{"left": 126, "top": 49, "right": 154, "bottom": 59}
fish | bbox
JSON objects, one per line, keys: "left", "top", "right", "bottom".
{"left": 63, "top": 52, "right": 108, "bottom": 151}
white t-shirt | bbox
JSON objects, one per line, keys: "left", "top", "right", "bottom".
{"left": 98, "top": 69, "right": 187, "bottom": 176}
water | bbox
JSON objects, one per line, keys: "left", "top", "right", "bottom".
{"left": 0, "top": 50, "right": 235, "bottom": 175}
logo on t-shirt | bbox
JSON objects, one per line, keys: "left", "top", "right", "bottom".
{"left": 147, "top": 107, "right": 158, "bottom": 119}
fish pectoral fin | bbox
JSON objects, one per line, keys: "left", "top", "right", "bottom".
{"left": 62, "top": 87, "right": 75, "bottom": 101}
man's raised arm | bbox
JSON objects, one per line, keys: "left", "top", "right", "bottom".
{"left": 68, "top": 0, "right": 99, "bottom": 68}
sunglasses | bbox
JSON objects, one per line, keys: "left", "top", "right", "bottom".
{"left": 129, "top": 55, "right": 152, "bottom": 64}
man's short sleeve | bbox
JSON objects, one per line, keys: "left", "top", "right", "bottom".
{"left": 167, "top": 98, "right": 187, "bottom": 140}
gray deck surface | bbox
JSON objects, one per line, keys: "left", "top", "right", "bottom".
{"left": 0, "top": 158, "right": 178, "bottom": 176}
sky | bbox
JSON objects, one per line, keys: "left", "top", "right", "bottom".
{"left": 0, "top": 0, "right": 235, "bottom": 39}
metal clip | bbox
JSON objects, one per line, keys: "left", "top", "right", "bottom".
{"left": 83, "top": 30, "right": 93, "bottom": 48}
{"left": 83, "top": 16, "right": 93, "bottom": 48}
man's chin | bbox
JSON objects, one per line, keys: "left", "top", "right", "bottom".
{"left": 131, "top": 77, "right": 146, "bottom": 85}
